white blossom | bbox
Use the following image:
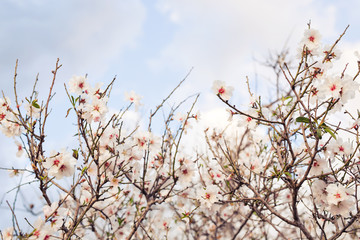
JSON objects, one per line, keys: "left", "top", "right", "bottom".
{"left": 212, "top": 80, "right": 234, "bottom": 101}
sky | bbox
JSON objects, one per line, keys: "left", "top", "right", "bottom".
{"left": 1, "top": 0, "right": 360, "bottom": 230}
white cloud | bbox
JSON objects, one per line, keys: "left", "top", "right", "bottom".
{"left": 149, "top": 0, "right": 341, "bottom": 109}
{"left": 0, "top": 0, "right": 146, "bottom": 93}
{"left": 60, "top": 1, "right": 146, "bottom": 76}
{"left": 152, "top": 0, "right": 338, "bottom": 69}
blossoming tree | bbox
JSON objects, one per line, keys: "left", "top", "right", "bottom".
{"left": 1, "top": 24, "right": 360, "bottom": 239}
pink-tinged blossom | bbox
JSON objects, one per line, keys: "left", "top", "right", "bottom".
{"left": 134, "top": 132, "right": 148, "bottom": 149}
{"left": 14, "top": 140, "right": 24, "bottom": 158}
{"left": 309, "top": 157, "right": 329, "bottom": 176}
{"left": 151, "top": 212, "right": 173, "bottom": 233}
{"left": 133, "top": 131, "right": 160, "bottom": 151}
{"left": 109, "top": 177, "right": 120, "bottom": 189}
{"left": 1, "top": 116, "right": 22, "bottom": 137}
{"left": 326, "top": 183, "right": 350, "bottom": 205}
{"left": 0, "top": 97, "right": 11, "bottom": 110}
{"left": 99, "top": 126, "right": 119, "bottom": 147}
{"left": 68, "top": 75, "right": 89, "bottom": 95}
{"left": 0, "top": 111, "right": 7, "bottom": 123}
{"left": 83, "top": 97, "right": 108, "bottom": 123}
{"left": 80, "top": 189, "right": 92, "bottom": 205}
{"left": 116, "top": 143, "right": 142, "bottom": 164}
{"left": 246, "top": 157, "right": 262, "bottom": 174}
{"left": 299, "top": 28, "right": 322, "bottom": 56}
{"left": 0, "top": 97, "right": 11, "bottom": 123}
{"left": 178, "top": 163, "right": 195, "bottom": 186}
{"left": 339, "top": 74, "right": 359, "bottom": 104}
{"left": 173, "top": 112, "right": 193, "bottom": 133}
{"left": 88, "top": 82, "right": 104, "bottom": 99}
{"left": 311, "top": 179, "right": 328, "bottom": 208}
{"left": 192, "top": 110, "right": 200, "bottom": 121}
{"left": 102, "top": 205, "right": 118, "bottom": 223}
{"left": 308, "top": 78, "right": 323, "bottom": 105}
{"left": 43, "top": 202, "right": 67, "bottom": 229}
{"left": 198, "top": 185, "right": 219, "bottom": 208}
{"left": 322, "top": 44, "right": 342, "bottom": 66}
{"left": 212, "top": 80, "right": 234, "bottom": 101}
{"left": 238, "top": 108, "right": 258, "bottom": 129}
{"left": 310, "top": 62, "right": 327, "bottom": 80}
{"left": 86, "top": 164, "right": 97, "bottom": 176}
{"left": 2, "top": 227, "right": 13, "bottom": 240}
{"left": 43, "top": 202, "right": 58, "bottom": 219}
{"left": 318, "top": 76, "right": 343, "bottom": 100}
{"left": 328, "top": 199, "right": 354, "bottom": 217}
{"left": 43, "top": 150, "right": 77, "bottom": 180}
{"left": 77, "top": 92, "right": 90, "bottom": 112}
{"left": 159, "top": 218, "right": 172, "bottom": 230}
{"left": 326, "top": 138, "right": 352, "bottom": 157}
{"left": 98, "top": 151, "right": 115, "bottom": 173}
{"left": 280, "top": 189, "right": 292, "bottom": 204}
{"left": 8, "top": 169, "right": 23, "bottom": 178}
{"left": 303, "top": 28, "right": 321, "bottom": 45}
{"left": 28, "top": 218, "right": 54, "bottom": 240}
{"left": 149, "top": 153, "right": 164, "bottom": 169}
{"left": 124, "top": 90, "right": 143, "bottom": 110}
{"left": 325, "top": 183, "right": 354, "bottom": 217}
{"left": 174, "top": 112, "right": 187, "bottom": 122}
{"left": 226, "top": 109, "right": 236, "bottom": 121}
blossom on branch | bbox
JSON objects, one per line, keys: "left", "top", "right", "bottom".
{"left": 212, "top": 80, "right": 234, "bottom": 101}
{"left": 299, "top": 28, "right": 322, "bottom": 56}
{"left": 68, "top": 75, "right": 89, "bottom": 95}
{"left": 125, "top": 90, "right": 143, "bottom": 110}
{"left": 83, "top": 97, "right": 108, "bottom": 123}
{"left": 43, "top": 150, "right": 77, "bottom": 180}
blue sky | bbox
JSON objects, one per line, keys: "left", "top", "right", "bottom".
{"left": 1, "top": 0, "right": 360, "bottom": 229}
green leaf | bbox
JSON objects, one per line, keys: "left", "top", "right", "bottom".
{"left": 72, "top": 149, "right": 79, "bottom": 159}
{"left": 322, "top": 126, "right": 337, "bottom": 139}
{"left": 117, "top": 217, "right": 125, "bottom": 226}
{"left": 272, "top": 165, "right": 280, "bottom": 179}
{"left": 65, "top": 108, "right": 72, "bottom": 118}
{"left": 316, "top": 128, "right": 322, "bottom": 139}
{"left": 295, "top": 116, "right": 310, "bottom": 123}
{"left": 32, "top": 100, "right": 40, "bottom": 109}
{"left": 81, "top": 166, "right": 88, "bottom": 174}
{"left": 181, "top": 212, "right": 189, "bottom": 219}
{"left": 225, "top": 180, "right": 231, "bottom": 189}
{"left": 283, "top": 96, "right": 293, "bottom": 106}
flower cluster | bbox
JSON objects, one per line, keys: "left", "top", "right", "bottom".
{"left": 43, "top": 150, "right": 76, "bottom": 180}
{"left": 0, "top": 97, "right": 22, "bottom": 137}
